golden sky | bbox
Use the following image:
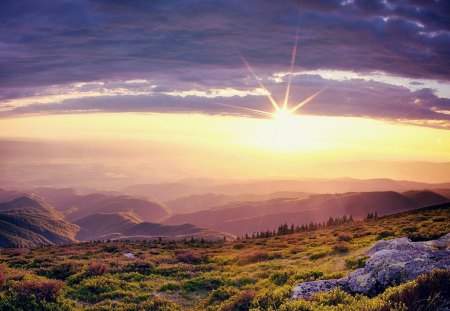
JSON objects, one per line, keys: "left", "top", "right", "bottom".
{"left": 2, "top": 112, "right": 449, "bottom": 161}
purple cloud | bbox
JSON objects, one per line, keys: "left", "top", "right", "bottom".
{"left": 0, "top": 0, "right": 449, "bottom": 127}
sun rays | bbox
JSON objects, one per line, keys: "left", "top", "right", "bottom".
{"left": 223, "top": 31, "right": 326, "bottom": 122}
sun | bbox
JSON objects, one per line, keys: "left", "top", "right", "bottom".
{"left": 217, "top": 29, "right": 327, "bottom": 151}
{"left": 274, "top": 107, "right": 295, "bottom": 124}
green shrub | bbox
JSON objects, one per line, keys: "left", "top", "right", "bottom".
{"left": 72, "top": 275, "right": 126, "bottom": 303}
{"left": 206, "top": 286, "right": 239, "bottom": 304}
{"left": 401, "top": 227, "right": 418, "bottom": 234}
{"left": 139, "top": 297, "right": 182, "bottom": 310}
{"left": 122, "top": 260, "right": 154, "bottom": 275}
{"left": 158, "top": 281, "right": 181, "bottom": 292}
{"left": 308, "top": 251, "right": 328, "bottom": 260}
{"left": 380, "top": 269, "right": 450, "bottom": 311}
{"left": 270, "top": 271, "right": 290, "bottom": 285}
{"left": 254, "top": 285, "right": 291, "bottom": 310}
{"left": 432, "top": 216, "right": 446, "bottom": 222}
{"left": 232, "top": 243, "right": 245, "bottom": 250}
{"left": 376, "top": 230, "right": 394, "bottom": 240}
{"left": 183, "top": 275, "right": 224, "bottom": 292}
{"left": 46, "top": 261, "right": 82, "bottom": 280}
{"left": 337, "top": 234, "right": 352, "bottom": 242}
{"left": 344, "top": 256, "right": 368, "bottom": 269}
{"left": 220, "top": 289, "right": 257, "bottom": 311}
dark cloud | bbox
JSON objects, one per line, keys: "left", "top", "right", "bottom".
{"left": 0, "top": 0, "right": 449, "bottom": 126}
{"left": 0, "top": 0, "right": 449, "bottom": 89}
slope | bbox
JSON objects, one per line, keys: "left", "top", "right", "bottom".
{"left": 0, "top": 196, "right": 79, "bottom": 248}
{"left": 163, "top": 190, "right": 450, "bottom": 235}
{"left": 74, "top": 212, "right": 234, "bottom": 241}
{"left": 32, "top": 187, "right": 169, "bottom": 222}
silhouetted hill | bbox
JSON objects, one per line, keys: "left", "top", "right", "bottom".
{"left": 0, "top": 188, "right": 26, "bottom": 203}
{"left": 0, "top": 196, "right": 78, "bottom": 248}
{"left": 31, "top": 187, "right": 79, "bottom": 208}
{"left": 75, "top": 212, "right": 234, "bottom": 241}
{"left": 163, "top": 190, "right": 450, "bottom": 235}
{"left": 74, "top": 212, "right": 141, "bottom": 240}
{"left": 123, "top": 178, "right": 450, "bottom": 201}
{"left": 123, "top": 182, "right": 200, "bottom": 201}
{"left": 432, "top": 189, "right": 450, "bottom": 199}
{"left": 31, "top": 188, "right": 169, "bottom": 222}
{"left": 164, "top": 191, "right": 311, "bottom": 214}
{"left": 0, "top": 195, "right": 57, "bottom": 216}
{"left": 402, "top": 190, "right": 449, "bottom": 207}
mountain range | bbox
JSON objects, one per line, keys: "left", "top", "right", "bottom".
{"left": 1, "top": 178, "right": 449, "bottom": 247}
{"left": 123, "top": 178, "right": 450, "bottom": 201}
{"left": 163, "top": 190, "right": 450, "bottom": 235}
{"left": 0, "top": 194, "right": 233, "bottom": 247}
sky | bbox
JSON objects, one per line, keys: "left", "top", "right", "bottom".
{"left": 0, "top": 0, "right": 449, "bottom": 186}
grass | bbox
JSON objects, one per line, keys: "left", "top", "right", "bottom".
{"left": 0, "top": 205, "right": 448, "bottom": 310}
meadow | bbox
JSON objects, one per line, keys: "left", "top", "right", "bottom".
{"left": 0, "top": 204, "right": 448, "bottom": 311}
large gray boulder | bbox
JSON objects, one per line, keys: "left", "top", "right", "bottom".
{"left": 291, "top": 234, "right": 450, "bottom": 300}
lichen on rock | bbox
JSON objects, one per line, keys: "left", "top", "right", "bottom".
{"left": 291, "top": 233, "right": 450, "bottom": 300}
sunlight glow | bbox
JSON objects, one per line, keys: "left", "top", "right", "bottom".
{"left": 223, "top": 30, "right": 327, "bottom": 152}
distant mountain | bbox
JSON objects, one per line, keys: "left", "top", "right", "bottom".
{"left": 403, "top": 190, "right": 449, "bottom": 207}
{"left": 0, "top": 195, "right": 56, "bottom": 216}
{"left": 164, "top": 191, "right": 311, "bottom": 214}
{"left": 0, "top": 188, "right": 26, "bottom": 203}
{"left": 31, "top": 188, "right": 169, "bottom": 222}
{"left": 0, "top": 196, "right": 79, "bottom": 248}
{"left": 123, "top": 182, "right": 201, "bottom": 201}
{"left": 123, "top": 178, "right": 450, "bottom": 201}
{"left": 75, "top": 212, "right": 234, "bottom": 241}
{"left": 429, "top": 189, "right": 450, "bottom": 200}
{"left": 163, "top": 190, "right": 450, "bottom": 235}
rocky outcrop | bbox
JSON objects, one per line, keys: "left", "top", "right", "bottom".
{"left": 292, "top": 234, "right": 450, "bottom": 300}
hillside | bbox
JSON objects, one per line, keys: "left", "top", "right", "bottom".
{"left": 0, "top": 188, "right": 25, "bottom": 203}
{"left": 164, "top": 191, "right": 311, "bottom": 214}
{"left": 0, "top": 196, "right": 79, "bottom": 248}
{"left": 0, "top": 203, "right": 448, "bottom": 310}
{"left": 163, "top": 190, "right": 450, "bottom": 235}
{"left": 74, "top": 212, "right": 233, "bottom": 241}
{"left": 31, "top": 188, "right": 169, "bottom": 222}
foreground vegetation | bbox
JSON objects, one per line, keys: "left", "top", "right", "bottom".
{"left": 0, "top": 204, "right": 448, "bottom": 310}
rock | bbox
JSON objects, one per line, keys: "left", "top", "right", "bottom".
{"left": 123, "top": 252, "right": 136, "bottom": 259}
{"left": 291, "top": 234, "right": 450, "bottom": 300}
{"left": 365, "top": 237, "right": 429, "bottom": 255}
{"left": 291, "top": 279, "right": 348, "bottom": 300}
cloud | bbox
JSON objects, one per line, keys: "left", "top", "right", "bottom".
{"left": 0, "top": 0, "right": 449, "bottom": 88}
{"left": 3, "top": 74, "right": 449, "bottom": 128}
{"left": 0, "top": 0, "right": 449, "bottom": 128}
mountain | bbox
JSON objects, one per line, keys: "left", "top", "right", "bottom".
{"left": 0, "top": 188, "right": 26, "bottom": 203}
{"left": 429, "top": 189, "right": 450, "bottom": 200}
{"left": 31, "top": 187, "right": 169, "bottom": 222}
{"left": 164, "top": 191, "right": 311, "bottom": 214}
{"left": 123, "top": 178, "right": 450, "bottom": 201}
{"left": 0, "top": 196, "right": 79, "bottom": 248}
{"left": 403, "top": 190, "right": 449, "bottom": 207}
{"left": 74, "top": 212, "right": 234, "bottom": 241}
{"left": 163, "top": 190, "right": 450, "bottom": 235}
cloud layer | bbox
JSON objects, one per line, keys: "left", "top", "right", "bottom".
{"left": 0, "top": 0, "right": 449, "bottom": 127}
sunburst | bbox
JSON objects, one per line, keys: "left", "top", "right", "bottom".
{"left": 222, "top": 31, "right": 326, "bottom": 125}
